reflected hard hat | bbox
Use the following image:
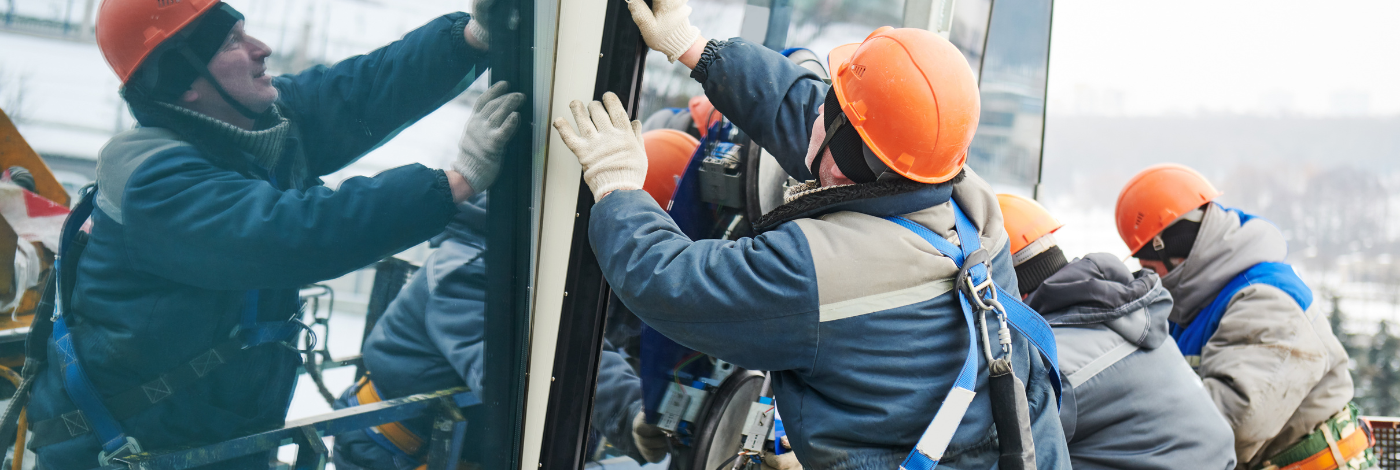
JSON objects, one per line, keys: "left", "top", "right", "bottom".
{"left": 97, "top": 0, "right": 222, "bottom": 83}
{"left": 1114, "top": 163, "right": 1222, "bottom": 254}
{"left": 998, "top": 193, "right": 1063, "bottom": 256}
{"left": 689, "top": 95, "right": 722, "bottom": 138}
{"left": 642, "top": 129, "right": 699, "bottom": 208}
{"left": 825, "top": 26, "right": 980, "bottom": 184}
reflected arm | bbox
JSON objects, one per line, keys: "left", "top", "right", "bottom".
{"left": 273, "top": 12, "right": 488, "bottom": 176}
{"left": 690, "top": 38, "right": 826, "bottom": 181}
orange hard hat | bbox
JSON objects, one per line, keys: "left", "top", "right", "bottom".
{"left": 1114, "top": 163, "right": 1222, "bottom": 254}
{"left": 642, "top": 129, "right": 699, "bottom": 208}
{"left": 96, "top": 0, "right": 222, "bottom": 83}
{"left": 998, "top": 194, "right": 1063, "bottom": 256}
{"left": 688, "top": 95, "right": 722, "bottom": 138}
{"left": 825, "top": 27, "right": 980, "bottom": 184}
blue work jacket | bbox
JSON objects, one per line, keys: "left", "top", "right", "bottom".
{"left": 589, "top": 38, "right": 1069, "bottom": 470}
{"left": 27, "top": 13, "right": 484, "bottom": 469}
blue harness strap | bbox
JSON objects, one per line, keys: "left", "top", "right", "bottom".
{"left": 1171, "top": 261, "right": 1312, "bottom": 363}
{"left": 884, "top": 201, "right": 1061, "bottom": 470}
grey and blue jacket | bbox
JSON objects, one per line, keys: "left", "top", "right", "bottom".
{"left": 27, "top": 13, "right": 485, "bottom": 469}
{"left": 334, "top": 194, "right": 648, "bottom": 469}
{"left": 589, "top": 38, "right": 1069, "bottom": 470}
{"left": 1025, "top": 253, "right": 1236, "bottom": 470}
{"left": 1161, "top": 203, "right": 1352, "bottom": 468}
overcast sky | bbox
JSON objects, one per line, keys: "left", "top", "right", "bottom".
{"left": 1046, "top": 0, "right": 1400, "bottom": 117}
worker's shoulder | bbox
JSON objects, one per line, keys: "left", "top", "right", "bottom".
{"left": 98, "top": 127, "right": 197, "bottom": 173}
{"left": 1217, "top": 283, "right": 1322, "bottom": 345}
{"left": 94, "top": 128, "right": 201, "bottom": 223}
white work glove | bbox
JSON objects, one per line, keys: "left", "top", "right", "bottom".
{"left": 626, "top": 0, "right": 701, "bottom": 62}
{"left": 468, "top": 0, "right": 496, "bottom": 46}
{"left": 631, "top": 410, "right": 669, "bottom": 463}
{"left": 456, "top": 81, "right": 524, "bottom": 194}
{"left": 551, "top": 92, "right": 648, "bottom": 202}
{"left": 761, "top": 437, "right": 802, "bottom": 470}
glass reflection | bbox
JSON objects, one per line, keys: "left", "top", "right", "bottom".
{"left": 0, "top": 0, "right": 541, "bottom": 468}
{"left": 965, "top": 0, "right": 1054, "bottom": 194}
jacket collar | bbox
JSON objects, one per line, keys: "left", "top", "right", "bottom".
{"left": 752, "top": 176, "right": 955, "bottom": 233}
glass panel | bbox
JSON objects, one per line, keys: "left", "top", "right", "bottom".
{"left": 949, "top": 0, "right": 993, "bottom": 80}
{"left": 0, "top": 1, "right": 546, "bottom": 468}
{"left": 965, "top": 0, "right": 1054, "bottom": 195}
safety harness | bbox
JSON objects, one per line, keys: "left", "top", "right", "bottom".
{"left": 25, "top": 187, "right": 307, "bottom": 466}
{"left": 883, "top": 200, "right": 1061, "bottom": 470}
{"left": 344, "top": 377, "right": 428, "bottom": 463}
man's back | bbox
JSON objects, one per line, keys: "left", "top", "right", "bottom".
{"left": 590, "top": 168, "right": 1070, "bottom": 469}
{"left": 1028, "top": 253, "right": 1236, "bottom": 470}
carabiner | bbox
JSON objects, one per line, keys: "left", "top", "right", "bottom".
{"left": 984, "top": 296, "right": 1013, "bottom": 357}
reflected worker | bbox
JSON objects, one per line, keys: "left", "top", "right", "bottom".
{"left": 331, "top": 130, "right": 697, "bottom": 469}
{"left": 23, "top": 0, "right": 522, "bottom": 468}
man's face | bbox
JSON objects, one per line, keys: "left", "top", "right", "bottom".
{"left": 197, "top": 21, "right": 277, "bottom": 112}
{"left": 805, "top": 114, "right": 854, "bottom": 187}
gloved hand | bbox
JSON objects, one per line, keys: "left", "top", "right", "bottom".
{"left": 456, "top": 81, "right": 524, "bottom": 195}
{"left": 626, "top": 0, "right": 701, "bottom": 62}
{"left": 468, "top": 0, "right": 496, "bottom": 46}
{"left": 551, "top": 92, "right": 648, "bottom": 202}
{"left": 761, "top": 437, "right": 802, "bottom": 470}
{"left": 631, "top": 410, "right": 669, "bottom": 463}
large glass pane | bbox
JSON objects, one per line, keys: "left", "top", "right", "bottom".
{"left": 966, "top": 0, "right": 1054, "bottom": 195}
{"left": 0, "top": 0, "right": 546, "bottom": 468}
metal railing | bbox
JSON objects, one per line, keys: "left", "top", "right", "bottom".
{"left": 88, "top": 388, "right": 478, "bottom": 470}
{"left": 1368, "top": 417, "right": 1399, "bottom": 470}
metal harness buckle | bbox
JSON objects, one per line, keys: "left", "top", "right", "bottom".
{"left": 98, "top": 436, "right": 143, "bottom": 467}
{"left": 957, "top": 248, "right": 1013, "bottom": 361}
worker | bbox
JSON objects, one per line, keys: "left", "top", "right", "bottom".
{"left": 998, "top": 193, "right": 1236, "bottom": 469}
{"left": 552, "top": 1, "right": 1071, "bottom": 467}
{"left": 1114, "top": 164, "right": 1372, "bottom": 470}
{"left": 330, "top": 129, "right": 694, "bottom": 469}
{"left": 21, "top": 0, "right": 522, "bottom": 468}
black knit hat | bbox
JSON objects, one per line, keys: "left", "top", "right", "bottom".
{"left": 1133, "top": 219, "right": 1200, "bottom": 261}
{"left": 1015, "top": 245, "right": 1068, "bottom": 295}
{"left": 128, "top": 3, "right": 245, "bottom": 102}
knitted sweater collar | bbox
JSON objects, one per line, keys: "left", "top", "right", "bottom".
{"left": 155, "top": 102, "right": 292, "bottom": 172}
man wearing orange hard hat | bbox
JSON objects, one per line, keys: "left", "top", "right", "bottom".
{"left": 19, "top": 0, "right": 523, "bottom": 468}
{"left": 1115, "top": 164, "right": 1370, "bottom": 470}
{"left": 998, "top": 193, "right": 1236, "bottom": 469}
{"left": 550, "top": 1, "right": 1072, "bottom": 468}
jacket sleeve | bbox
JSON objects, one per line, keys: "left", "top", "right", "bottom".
{"left": 592, "top": 344, "right": 644, "bottom": 460}
{"left": 273, "top": 12, "right": 487, "bottom": 176}
{"left": 422, "top": 248, "right": 489, "bottom": 391}
{"left": 1199, "top": 284, "right": 1334, "bottom": 460}
{"left": 692, "top": 38, "right": 826, "bottom": 181}
{"left": 121, "top": 148, "right": 456, "bottom": 289}
{"left": 590, "top": 189, "right": 821, "bottom": 373}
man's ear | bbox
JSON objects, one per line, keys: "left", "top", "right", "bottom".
{"left": 180, "top": 87, "right": 200, "bottom": 103}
